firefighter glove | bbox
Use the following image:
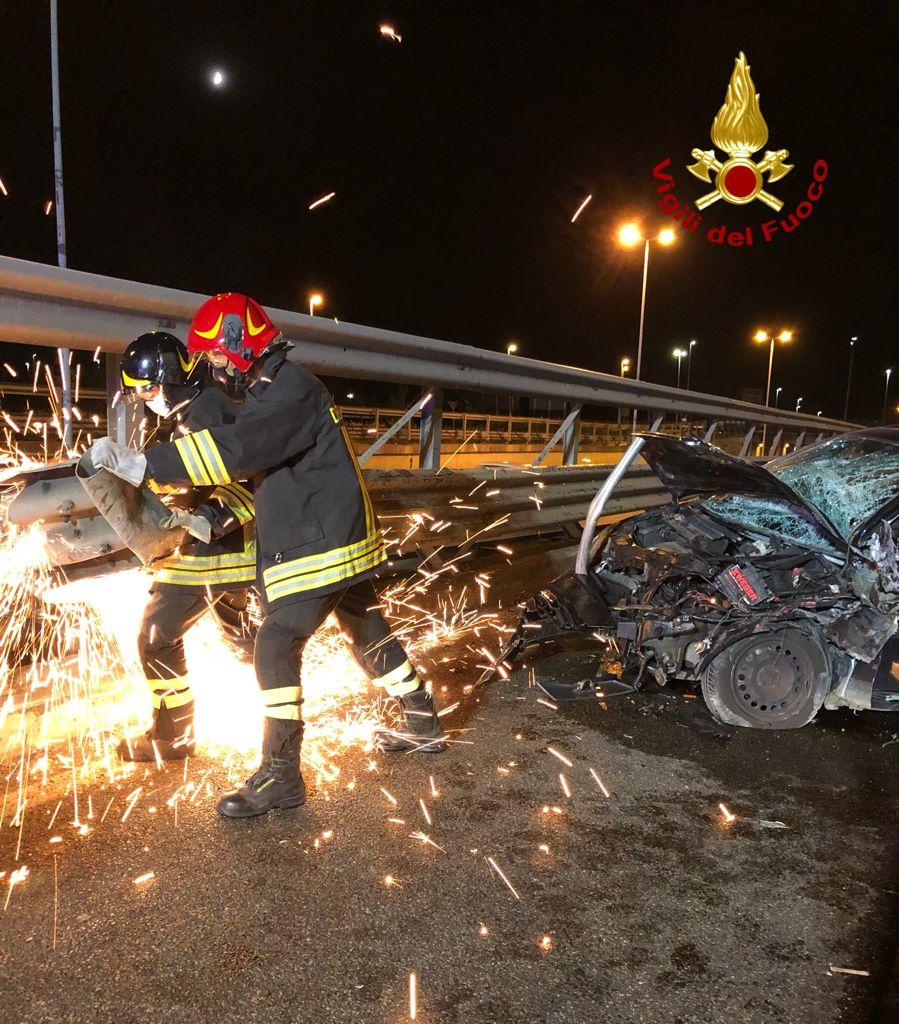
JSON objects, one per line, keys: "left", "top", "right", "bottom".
{"left": 90, "top": 437, "right": 147, "bottom": 487}
{"left": 161, "top": 507, "right": 213, "bottom": 544}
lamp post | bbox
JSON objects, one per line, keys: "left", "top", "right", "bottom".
{"left": 884, "top": 368, "right": 893, "bottom": 424}
{"left": 686, "top": 339, "right": 697, "bottom": 391}
{"left": 672, "top": 347, "right": 687, "bottom": 388}
{"left": 617, "top": 357, "right": 631, "bottom": 431}
{"left": 754, "top": 327, "right": 793, "bottom": 449}
{"left": 843, "top": 336, "right": 858, "bottom": 421}
{"left": 774, "top": 386, "right": 783, "bottom": 407}
{"left": 506, "top": 341, "right": 519, "bottom": 356}
{"left": 617, "top": 223, "right": 676, "bottom": 429}
{"left": 795, "top": 396, "right": 803, "bottom": 413}
{"left": 308, "top": 292, "right": 323, "bottom": 317}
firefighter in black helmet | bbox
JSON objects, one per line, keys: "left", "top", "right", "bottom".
{"left": 90, "top": 297, "right": 446, "bottom": 820}
{"left": 115, "top": 331, "right": 257, "bottom": 762}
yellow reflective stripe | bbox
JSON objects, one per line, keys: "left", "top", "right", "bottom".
{"left": 148, "top": 678, "right": 193, "bottom": 709}
{"left": 372, "top": 659, "right": 414, "bottom": 688}
{"left": 175, "top": 434, "right": 208, "bottom": 486}
{"left": 329, "top": 407, "right": 340, "bottom": 423}
{"left": 121, "top": 370, "right": 150, "bottom": 388}
{"left": 265, "top": 704, "right": 302, "bottom": 720}
{"left": 340, "top": 423, "right": 374, "bottom": 534}
{"left": 194, "top": 429, "right": 231, "bottom": 485}
{"left": 154, "top": 565, "right": 256, "bottom": 586}
{"left": 263, "top": 529, "right": 382, "bottom": 586}
{"left": 385, "top": 674, "right": 421, "bottom": 697}
{"left": 213, "top": 483, "right": 254, "bottom": 523}
{"left": 157, "top": 539, "right": 256, "bottom": 567}
{"left": 263, "top": 686, "right": 301, "bottom": 706}
{"left": 265, "top": 540, "right": 386, "bottom": 601}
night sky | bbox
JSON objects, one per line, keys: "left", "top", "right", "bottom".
{"left": 0, "top": 1, "right": 893, "bottom": 420}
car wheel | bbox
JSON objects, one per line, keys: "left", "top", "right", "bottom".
{"left": 701, "top": 625, "right": 831, "bottom": 729}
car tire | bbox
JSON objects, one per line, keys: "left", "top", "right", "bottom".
{"left": 701, "top": 625, "right": 831, "bottom": 730}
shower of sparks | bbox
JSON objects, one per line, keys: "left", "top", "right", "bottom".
{"left": 546, "top": 745, "right": 572, "bottom": 767}
{"left": 408, "top": 972, "right": 417, "bottom": 1019}
{"left": 44, "top": 200, "right": 53, "bottom": 216}
{"left": 718, "top": 802, "right": 736, "bottom": 823}
{"left": 0, "top": 178, "right": 7, "bottom": 197}
{"left": 588, "top": 768, "right": 610, "bottom": 798}
{"left": 308, "top": 191, "right": 336, "bottom": 211}
{"left": 379, "top": 24, "right": 402, "bottom": 43}
{"left": 570, "top": 194, "right": 592, "bottom": 222}
{"left": 558, "top": 773, "right": 571, "bottom": 798}
{"left": 132, "top": 871, "right": 155, "bottom": 885}
{"left": 486, "top": 856, "right": 520, "bottom": 900}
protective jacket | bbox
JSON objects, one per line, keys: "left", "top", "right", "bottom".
{"left": 151, "top": 385, "right": 256, "bottom": 591}
{"left": 144, "top": 349, "right": 384, "bottom": 609}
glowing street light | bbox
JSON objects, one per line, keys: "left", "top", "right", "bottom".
{"left": 506, "top": 341, "right": 519, "bottom": 356}
{"left": 754, "top": 327, "right": 793, "bottom": 448}
{"left": 795, "top": 396, "right": 804, "bottom": 413}
{"left": 308, "top": 292, "right": 323, "bottom": 317}
{"left": 620, "top": 357, "right": 631, "bottom": 377}
{"left": 774, "top": 386, "right": 783, "bottom": 407}
{"left": 672, "top": 347, "right": 688, "bottom": 388}
{"left": 884, "top": 368, "right": 894, "bottom": 424}
{"left": 615, "top": 222, "right": 678, "bottom": 426}
{"left": 210, "top": 68, "right": 226, "bottom": 88}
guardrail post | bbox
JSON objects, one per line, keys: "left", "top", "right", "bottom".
{"left": 739, "top": 426, "right": 756, "bottom": 458}
{"left": 105, "top": 353, "right": 143, "bottom": 446}
{"left": 795, "top": 431, "right": 806, "bottom": 450}
{"left": 562, "top": 403, "right": 581, "bottom": 465}
{"left": 767, "top": 429, "right": 783, "bottom": 458}
{"left": 419, "top": 387, "right": 443, "bottom": 469}
{"left": 703, "top": 420, "right": 719, "bottom": 443}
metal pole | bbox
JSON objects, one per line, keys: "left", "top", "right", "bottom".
{"left": 843, "top": 338, "right": 856, "bottom": 421}
{"left": 883, "top": 369, "right": 893, "bottom": 424}
{"left": 761, "top": 337, "right": 774, "bottom": 453}
{"left": 675, "top": 354, "right": 682, "bottom": 389}
{"left": 50, "top": 0, "right": 73, "bottom": 450}
{"left": 631, "top": 239, "right": 650, "bottom": 432}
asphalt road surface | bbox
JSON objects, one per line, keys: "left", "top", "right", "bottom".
{"left": 1, "top": 580, "right": 897, "bottom": 1023}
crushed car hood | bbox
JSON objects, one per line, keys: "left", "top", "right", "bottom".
{"left": 637, "top": 434, "right": 843, "bottom": 544}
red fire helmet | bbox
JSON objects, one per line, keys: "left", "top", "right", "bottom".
{"left": 187, "top": 293, "right": 280, "bottom": 373}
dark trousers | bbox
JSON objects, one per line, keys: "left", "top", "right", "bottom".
{"left": 255, "top": 578, "right": 413, "bottom": 725}
{"left": 138, "top": 587, "right": 255, "bottom": 739}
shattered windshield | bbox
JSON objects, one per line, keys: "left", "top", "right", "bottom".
{"left": 768, "top": 434, "right": 899, "bottom": 539}
{"left": 703, "top": 495, "right": 839, "bottom": 551}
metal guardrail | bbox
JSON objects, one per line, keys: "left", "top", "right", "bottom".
{"left": 0, "top": 256, "right": 855, "bottom": 463}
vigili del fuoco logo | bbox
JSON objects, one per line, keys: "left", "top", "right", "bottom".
{"left": 650, "top": 52, "right": 827, "bottom": 246}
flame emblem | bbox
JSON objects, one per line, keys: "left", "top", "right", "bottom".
{"left": 687, "top": 52, "right": 792, "bottom": 211}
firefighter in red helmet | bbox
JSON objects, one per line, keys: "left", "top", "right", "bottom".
{"left": 90, "top": 293, "right": 445, "bottom": 819}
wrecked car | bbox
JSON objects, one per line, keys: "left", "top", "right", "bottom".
{"left": 510, "top": 428, "right": 899, "bottom": 729}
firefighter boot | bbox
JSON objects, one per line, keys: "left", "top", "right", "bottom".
{"left": 116, "top": 699, "right": 195, "bottom": 763}
{"left": 376, "top": 685, "right": 447, "bottom": 753}
{"left": 216, "top": 718, "right": 307, "bottom": 819}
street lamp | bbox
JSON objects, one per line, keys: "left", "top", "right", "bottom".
{"left": 686, "top": 339, "right": 697, "bottom": 391}
{"left": 795, "top": 396, "right": 803, "bottom": 413}
{"left": 672, "top": 347, "right": 687, "bottom": 388}
{"left": 620, "top": 357, "right": 631, "bottom": 377}
{"left": 843, "top": 336, "right": 858, "bottom": 421}
{"left": 506, "top": 341, "right": 519, "bottom": 355}
{"left": 754, "top": 327, "right": 793, "bottom": 448}
{"left": 774, "top": 386, "right": 783, "bottom": 407}
{"left": 308, "top": 292, "right": 323, "bottom": 317}
{"left": 884, "top": 368, "right": 893, "bottom": 423}
{"left": 616, "top": 222, "right": 677, "bottom": 427}
{"left": 210, "top": 68, "right": 226, "bottom": 88}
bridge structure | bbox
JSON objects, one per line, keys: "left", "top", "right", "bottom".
{"left": 0, "top": 254, "right": 856, "bottom": 561}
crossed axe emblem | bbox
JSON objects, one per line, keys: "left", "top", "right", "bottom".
{"left": 688, "top": 148, "right": 793, "bottom": 212}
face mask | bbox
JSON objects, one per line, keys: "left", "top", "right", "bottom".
{"left": 146, "top": 392, "right": 172, "bottom": 418}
